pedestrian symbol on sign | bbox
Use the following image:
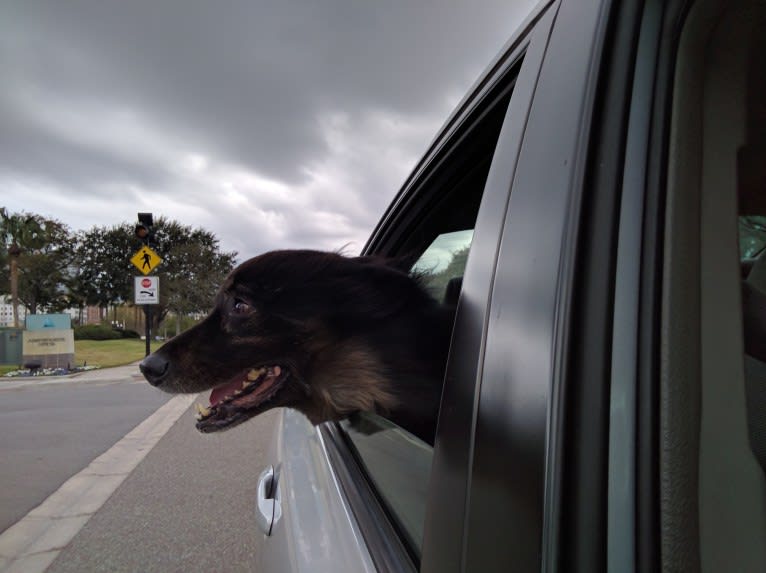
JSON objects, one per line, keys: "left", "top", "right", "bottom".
{"left": 130, "top": 245, "right": 162, "bottom": 275}
{"left": 142, "top": 251, "right": 152, "bottom": 270}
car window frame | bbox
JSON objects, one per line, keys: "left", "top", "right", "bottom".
{"left": 315, "top": 5, "right": 557, "bottom": 572}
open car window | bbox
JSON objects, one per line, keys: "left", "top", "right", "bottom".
{"left": 335, "top": 49, "right": 522, "bottom": 562}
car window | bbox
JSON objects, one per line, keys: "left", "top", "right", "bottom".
{"left": 337, "top": 59, "right": 518, "bottom": 562}
{"left": 337, "top": 231, "right": 472, "bottom": 554}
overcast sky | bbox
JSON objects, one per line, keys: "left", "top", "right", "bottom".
{"left": 1, "top": 0, "right": 536, "bottom": 262}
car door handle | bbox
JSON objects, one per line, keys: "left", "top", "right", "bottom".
{"left": 255, "top": 465, "right": 281, "bottom": 536}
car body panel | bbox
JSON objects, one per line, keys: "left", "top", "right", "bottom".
{"left": 254, "top": 409, "right": 376, "bottom": 573}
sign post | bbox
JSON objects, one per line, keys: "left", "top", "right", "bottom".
{"left": 132, "top": 213, "right": 161, "bottom": 356}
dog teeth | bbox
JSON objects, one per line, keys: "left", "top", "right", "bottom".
{"left": 247, "top": 368, "right": 265, "bottom": 381}
{"left": 234, "top": 389, "right": 243, "bottom": 396}
{"left": 194, "top": 403, "right": 211, "bottom": 419}
{"left": 273, "top": 366, "right": 281, "bottom": 376}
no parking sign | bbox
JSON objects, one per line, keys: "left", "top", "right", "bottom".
{"left": 134, "top": 276, "right": 160, "bottom": 305}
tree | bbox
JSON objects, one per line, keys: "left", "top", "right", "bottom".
{"left": 16, "top": 217, "right": 74, "bottom": 314}
{"left": 149, "top": 217, "right": 236, "bottom": 331}
{"left": 72, "top": 223, "right": 139, "bottom": 317}
{"left": 0, "top": 208, "right": 46, "bottom": 326}
{"left": 71, "top": 217, "right": 236, "bottom": 331}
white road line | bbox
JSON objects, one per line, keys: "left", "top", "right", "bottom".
{"left": 0, "top": 394, "right": 196, "bottom": 573}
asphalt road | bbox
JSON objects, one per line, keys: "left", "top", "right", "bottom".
{"left": 47, "top": 407, "right": 278, "bottom": 573}
{"left": 0, "top": 373, "right": 170, "bottom": 534}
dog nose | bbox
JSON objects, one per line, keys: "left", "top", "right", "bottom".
{"left": 139, "top": 353, "right": 170, "bottom": 386}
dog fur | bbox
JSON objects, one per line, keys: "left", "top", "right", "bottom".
{"left": 139, "top": 249, "right": 453, "bottom": 444}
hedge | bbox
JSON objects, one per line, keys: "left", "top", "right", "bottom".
{"left": 74, "top": 325, "right": 123, "bottom": 340}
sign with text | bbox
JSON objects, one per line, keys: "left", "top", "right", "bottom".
{"left": 23, "top": 329, "right": 75, "bottom": 369}
{"left": 23, "top": 330, "right": 75, "bottom": 354}
{"left": 130, "top": 246, "right": 162, "bottom": 275}
{"left": 135, "top": 276, "right": 160, "bottom": 305}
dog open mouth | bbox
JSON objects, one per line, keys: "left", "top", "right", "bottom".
{"left": 194, "top": 366, "right": 289, "bottom": 433}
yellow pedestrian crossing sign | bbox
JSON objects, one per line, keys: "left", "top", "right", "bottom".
{"left": 131, "top": 246, "right": 162, "bottom": 275}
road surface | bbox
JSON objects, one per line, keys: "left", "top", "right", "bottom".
{"left": 0, "top": 368, "right": 170, "bottom": 533}
{"left": 0, "top": 363, "right": 279, "bottom": 573}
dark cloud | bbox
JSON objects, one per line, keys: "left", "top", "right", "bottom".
{"left": 0, "top": 0, "right": 537, "bottom": 257}
{"left": 0, "top": 103, "right": 166, "bottom": 194}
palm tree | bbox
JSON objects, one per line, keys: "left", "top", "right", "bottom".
{"left": 0, "top": 208, "right": 44, "bottom": 327}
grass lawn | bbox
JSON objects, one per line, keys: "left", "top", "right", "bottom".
{"left": 74, "top": 339, "right": 160, "bottom": 368}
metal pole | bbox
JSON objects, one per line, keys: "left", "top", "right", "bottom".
{"left": 136, "top": 212, "right": 154, "bottom": 357}
{"left": 144, "top": 306, "right": 151, "bottom": 357}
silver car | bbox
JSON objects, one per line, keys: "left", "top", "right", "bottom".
{"left": 255, "top": 0, "right": 766, "bottom": 570}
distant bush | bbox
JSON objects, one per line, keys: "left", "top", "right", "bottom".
{"left": 119, "top": 329, "right": 141, "bottom": 339}
{"left": 74, "top": 324, "right": 122, "bottom": 340}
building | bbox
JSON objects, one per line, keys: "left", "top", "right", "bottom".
{"left": 0, "top": 298, "right": 26, "bottom": 328}
{"left": 0, "top": 299, "right": 104, "bottom": 328}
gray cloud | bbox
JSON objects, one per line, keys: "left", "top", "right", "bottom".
{"left": 0, "top": 0, "right": 538, "bottom": 259}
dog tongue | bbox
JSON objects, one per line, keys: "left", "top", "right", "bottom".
{"left": 209, "top": 378, "right": 243, "bottom": 407}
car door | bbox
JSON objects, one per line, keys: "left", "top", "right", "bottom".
{"left": 255, "top": 0, "right": 766, "bottom": 571}
{"left": 252, "top": 3, "right": 557, "bottom": 572}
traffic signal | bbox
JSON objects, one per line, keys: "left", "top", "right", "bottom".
{"left": 135, "top": 212, "right": 153, "bottom": 242}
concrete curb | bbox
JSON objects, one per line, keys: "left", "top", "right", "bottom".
{"left": 0, "top": 363, "right": 144, "bottom": 390}
{"left": 0, "top": 394, "right": 196, "bottom": 573}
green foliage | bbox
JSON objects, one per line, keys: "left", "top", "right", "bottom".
{"left": 118, "top": 328, "right": 141, "bottom": 339}
{"left": 0, "top": 208, "right": 46, "bottom": 253}
{"left": 74, "top": 324, "right": 123, "bottom": 340}
{"left": 16, "top": 217, "right": 74, "bottom": 314}
{"left": 71, "top": 223, "right": 141, "bottom": 309}
{"left": 1, "top": 208, "right": 71, "bottom": 317}
{"left": 161, "top": 313, "right": 201, "bottom": 336}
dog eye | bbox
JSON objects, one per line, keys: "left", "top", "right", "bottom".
{"left": 232, "top": 300, "right": 252, "bottom": 315}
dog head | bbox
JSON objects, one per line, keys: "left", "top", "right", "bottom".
{"left": 140, "top": 249, "right": 444, "bottom": 434}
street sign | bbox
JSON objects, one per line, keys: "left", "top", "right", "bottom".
{"left": 135, "top": 276, "right": 160, "bottom": 305}
{"left": 130, "top": 246, "right": 162, "bottom": 275}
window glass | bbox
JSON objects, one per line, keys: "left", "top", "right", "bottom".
{"left": 340, "top": 414, "right": 432, "bottom": 552}
{"left": 339, "top": 65, "right": 517, "bottom": 561}
{"left": 413, "top": 229, "right": 474, "bottom": 302}
{"left": 740, "top": 215, "right": 766, "bottom": 260}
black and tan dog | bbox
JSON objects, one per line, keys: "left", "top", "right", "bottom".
{"left": 139, "top": 250, "right": 453, "bottom": 444}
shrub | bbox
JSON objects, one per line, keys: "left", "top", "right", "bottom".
{"left": 74, "top": 324, "right": 123, "bottom": 340}
{"left": 119, "top": 329, "right": 141, "bottom": 339}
